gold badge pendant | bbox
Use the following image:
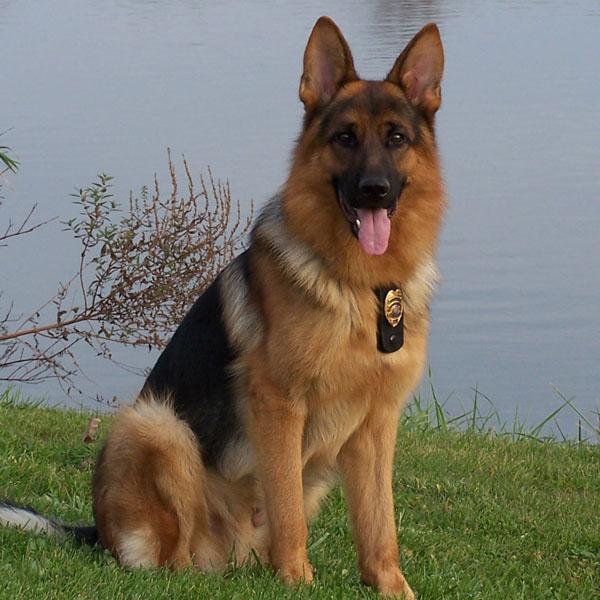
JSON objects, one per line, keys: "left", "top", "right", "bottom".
{"left": 384, "top": 288, "right": 404, "bottom": 328}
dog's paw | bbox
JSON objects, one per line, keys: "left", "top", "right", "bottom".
{"left": 276, "top": 558, "right": 314, "bottom": 585}
{"left": 384, "top": 579, "right": 414, "bottom": 600}
{"left": 363, "top": 568, "right": 414, "bottom": 599}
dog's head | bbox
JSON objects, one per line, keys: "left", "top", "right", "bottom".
{"left": 296, "top": 17, "right": 444, "bottom": 257}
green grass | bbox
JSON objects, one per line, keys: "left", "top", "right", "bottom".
{"left": 1, "top": 388, "right": 599, "bottom": 599}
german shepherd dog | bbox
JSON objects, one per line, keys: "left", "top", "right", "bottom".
{"left": 1, "top": 17, "right": 444, "bottom": 598}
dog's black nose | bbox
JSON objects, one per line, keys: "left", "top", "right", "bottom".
{"left": 359, "top": 176, "right": 390, "bottom": 200}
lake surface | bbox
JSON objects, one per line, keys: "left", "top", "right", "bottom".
{"left": 2, "top": 0, "right": 599, "bottom": 437}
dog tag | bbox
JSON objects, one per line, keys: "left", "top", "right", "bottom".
{"left": 376, "top": 287, "right": 404, "bottom": 353}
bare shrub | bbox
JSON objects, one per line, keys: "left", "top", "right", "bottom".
{"left": 0, "top": 152, "right": 252, "bottom": 397}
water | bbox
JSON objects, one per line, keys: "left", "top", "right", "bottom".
{"left": 1, "top": 0, "right": 599, "bottom": 436}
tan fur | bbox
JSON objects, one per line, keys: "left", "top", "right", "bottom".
{"left": 93, "top": 396, "right": 271, "bottom": 570}
{"left": 93, "top": 17, "right": 445, "bottom": 599}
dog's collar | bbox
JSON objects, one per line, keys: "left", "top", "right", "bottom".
{"left": 375, "top": 286, "right": 404, "bottom": 353}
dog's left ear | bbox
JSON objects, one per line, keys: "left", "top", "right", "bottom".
{"left": 300, "top": 16, "right": 358, "bottom": 113}
{"left": 386, "top": 24, "right": 444, "bottom": 123}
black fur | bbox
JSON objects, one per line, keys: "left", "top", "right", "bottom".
{"left": 63, "top": 524, "right": 100, "bottom": 545}
{"left": 141, "top": 253, "right": 248, "bottom": 467}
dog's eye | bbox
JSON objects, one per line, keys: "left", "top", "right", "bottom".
{"left": 335, "top": 132, "right": 355, "bottom": 147}
{"left": 389, "top": 132, "right": 407, "bottom": 146}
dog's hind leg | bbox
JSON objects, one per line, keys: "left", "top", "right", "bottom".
{"left": 92, "top": 396, "right": 221, "bottom": 570}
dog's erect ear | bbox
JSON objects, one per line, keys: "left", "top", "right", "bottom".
{"left": 386, "top": 24, "right": 444, "bottom": 123}
{"left": 299, "top": 17, "right": 358, "bottom": 113}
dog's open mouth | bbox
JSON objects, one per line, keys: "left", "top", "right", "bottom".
{"left": 337, "top": 189, "right": 398, "bottom": 256}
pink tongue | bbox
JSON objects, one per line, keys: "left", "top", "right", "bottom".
{"left": 357, "top": 208, "right": 390, "bottom": 255}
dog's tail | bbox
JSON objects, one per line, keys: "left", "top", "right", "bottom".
{"left": 0, "top": 501, "right": 99, "bottom": 545}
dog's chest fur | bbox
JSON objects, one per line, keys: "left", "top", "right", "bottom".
{"left": 217, "top": 196, "right": 437, "bottom": 480}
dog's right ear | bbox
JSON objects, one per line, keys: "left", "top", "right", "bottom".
{"left": 299, "top": 17, "right": 358, "bottom": 113}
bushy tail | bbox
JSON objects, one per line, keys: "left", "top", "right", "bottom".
{"left": 0, "top": 501, "right": 99, "bottom": 545}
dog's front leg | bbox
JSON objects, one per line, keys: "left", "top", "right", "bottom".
{"left": 248, "top": 375, "right": 312, "bottom": 585}
{"left": 337, "top": 409, "right": 414, "bottom": 599}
